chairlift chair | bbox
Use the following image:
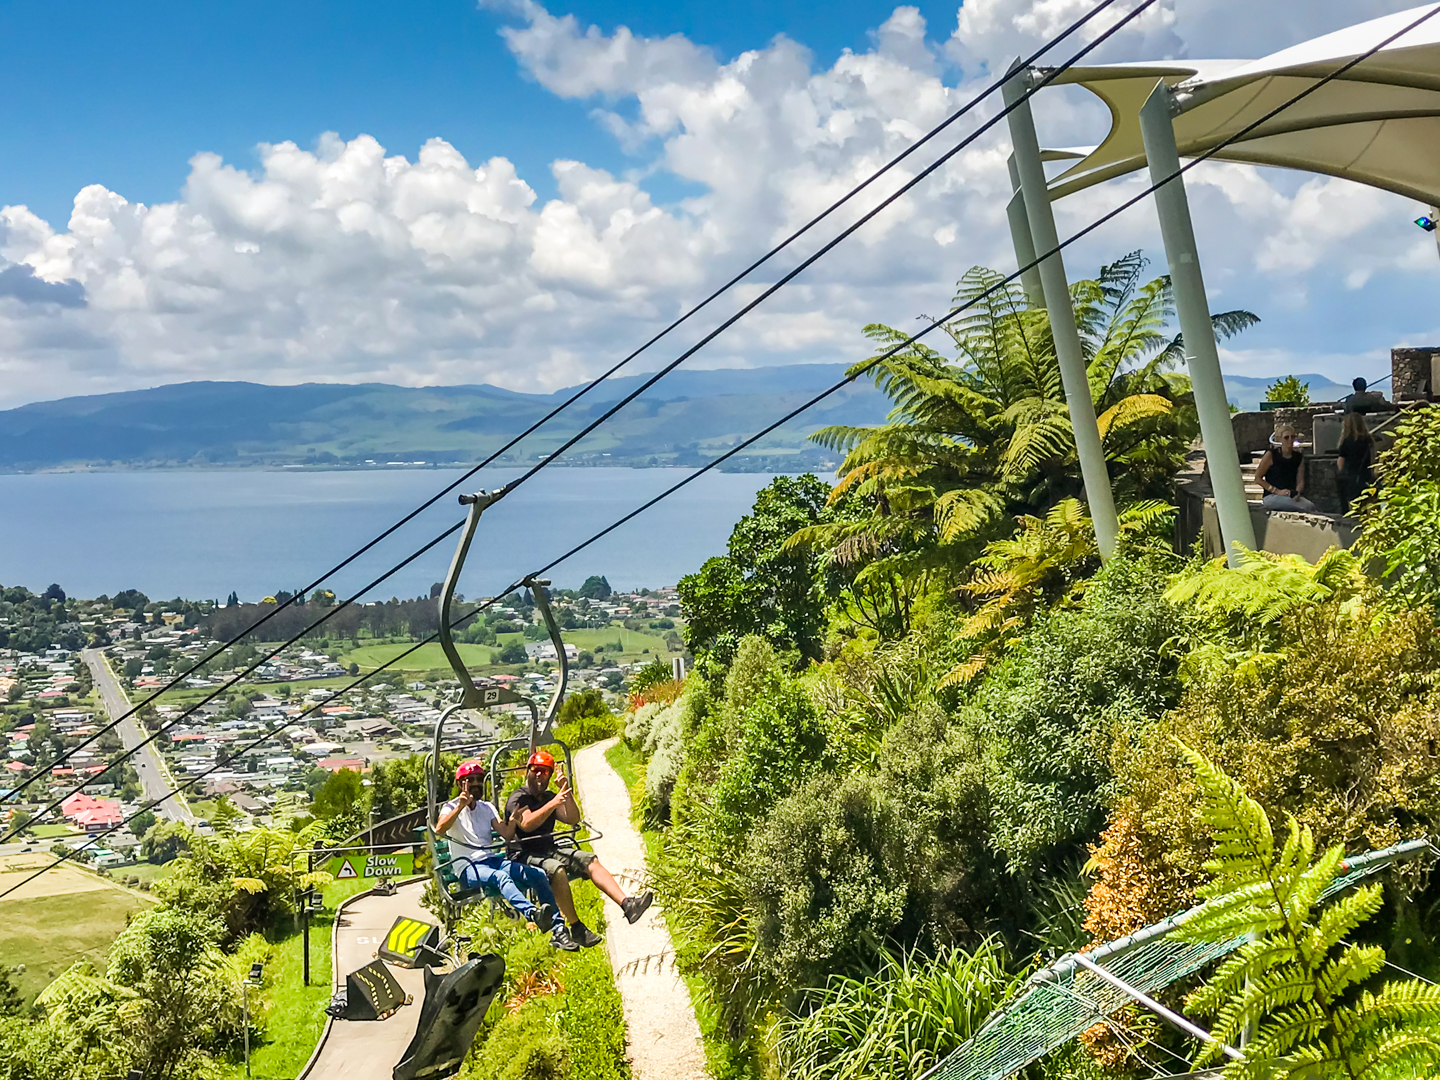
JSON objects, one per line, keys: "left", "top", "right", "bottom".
{"left": 422, "top": 490, "right": 601, "bottom": 926}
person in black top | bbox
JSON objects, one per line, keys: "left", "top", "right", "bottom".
{"left": 506, "top": 749, "right": 654, "bottom": 946}
{"left": 1255, "top": 424, "right": 1317, "bottom": 512}
{"left": 1336, "top": 412, "right": 1375, "bottom": 513}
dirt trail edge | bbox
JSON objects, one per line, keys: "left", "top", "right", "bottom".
{"left": 575, "top": 737, "right": 708, "bottom": 1080}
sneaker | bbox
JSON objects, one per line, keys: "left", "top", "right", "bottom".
{"left": 620, "top": 891, "right": 654, "bottom": 924}
{"left": 551, "top": 921, "right": 581, "bottom": 952}
{"left": 570, "top": 921, "right": 603, "bottom": 948}
{"left": 531, "top": 903, "right": 557, "bottom": 932}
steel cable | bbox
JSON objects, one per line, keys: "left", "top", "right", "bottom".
{"left": 1, "top": 0, "right": 1148, "bottom": 816}
{"left": 0, "top": 0, "right": 1133, "bottom": 806}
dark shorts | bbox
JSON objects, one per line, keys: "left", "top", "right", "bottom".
{"left": 516, "top": 846, "right": 597, "bottom": 879}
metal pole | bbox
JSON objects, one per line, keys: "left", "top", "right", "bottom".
{"left": 242, "top": 982, "right": 251, "bottom": 1077}
{"left": 1138, "top": 80, "right": 1257, "bottom": 566}
{"left": 1071, "top": 953, "right": 1245, "bottom": 1062}
{"left": 302, "top": 903, "right": 311, "bottom": 987}
{"left": 1003, "top": 60, "right": 1120, "bottom": 558}
{"left": 1006, "top": 155, "right": 1047, "bottom": 308}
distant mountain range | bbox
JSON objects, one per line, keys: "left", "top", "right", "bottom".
{"left": 1221, "top": 373, "right": 1350, "bottom": 412}
{"left": 0, "top": 365, "right": 889, "bottom": 471}
{"left": 0, "top": 366, "right": 1351, "bottom": 471}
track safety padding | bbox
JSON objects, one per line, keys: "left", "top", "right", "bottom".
{"left": 340, "top": 959, "right": 411, "bottom": 1021}
{"left": 392, "top": 953, "right": 505, "bottom": 1080}
{"left": 378, "top": 915, "right": 442, "bottom": 968}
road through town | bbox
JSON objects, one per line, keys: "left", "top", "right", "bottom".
{"left": 81, "top": 649, "right": 194, "bottom": 824}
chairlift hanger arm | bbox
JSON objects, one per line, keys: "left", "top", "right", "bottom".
{"left": 524, "top": 575, "right": 569, "bottom": 743}
{"left": 438, "top": 491, "right": 504, "bottom": 708}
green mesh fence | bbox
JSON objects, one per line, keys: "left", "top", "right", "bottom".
{"left": 923, "top": 838, "right": 1433, "bottom": 1080}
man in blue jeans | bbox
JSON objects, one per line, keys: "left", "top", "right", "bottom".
{"left": 435, "top": 759, "right": 578, "bottom": 951}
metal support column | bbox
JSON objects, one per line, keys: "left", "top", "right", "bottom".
{"left": 1006, "top": 154, "right": 1047, "bottom": 308}
{"left": 1138, "top": 81, "right": 1256, "bottom": 566}
{"left": 1003, "top": 60, "right": 1120, "bottom": 558}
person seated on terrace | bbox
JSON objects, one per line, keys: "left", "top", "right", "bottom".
{"left": 1343, "top": 377, "right": 1388, "bottom": 414}
{"left": 1255, "top": 424, "right": 1317, "bottom": 512}
{"left": 1336, "top": 411, "right": 1376, "bottom": 513}
{"left": 506, "top": 750, "right": 653, "bottom": 945}
{"left": 435, "top": 759, "right": 579, "bottom": 951}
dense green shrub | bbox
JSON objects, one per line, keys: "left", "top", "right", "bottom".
{"left": 1354, "top": 404, "right": 1440, "bottom": 612}
{"left": 956, "top": 557, "right": 1181, "bottom": 881}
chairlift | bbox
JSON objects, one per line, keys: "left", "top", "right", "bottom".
{"left": 422, "top": 490, "right": 601, "bottom": 927}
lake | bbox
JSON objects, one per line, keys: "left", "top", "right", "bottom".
{"left": 0, "top": 467, "right": 785, "bottom": 603}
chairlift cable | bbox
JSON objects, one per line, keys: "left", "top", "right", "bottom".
{"left": 1, "top": 0, "right": 1135, "bottom": 808}
{"left": 17, "top": 0, "right": 1427, "bottom": 891}
{"left": 0, "top": 523, "right": 464, "bottom": 843}
{"left": 2, "top": 0, "right": 1144, "bottom": 812}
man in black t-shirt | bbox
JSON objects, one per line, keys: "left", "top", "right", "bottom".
{"left": 506, "top": 749, "right": 654, "bottom": 946}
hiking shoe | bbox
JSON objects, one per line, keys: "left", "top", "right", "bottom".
{"left": 620, "top": 892, "right": 654, "bottom": 924}
{"left": 551, "top": 921, "right": 581, "bottom": 952}
{"left": 570, "top": 921, "right": 603, "bottom": 948}
{"left": 532, "top": 903, "right": 557, "bottom": 932}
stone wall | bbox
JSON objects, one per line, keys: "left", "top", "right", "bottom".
{"left": 1202, "top": 500, "right": 1359, "bottom": 562}
{"left": 1392, "top": 346, "right": 1439, "bottom": 401}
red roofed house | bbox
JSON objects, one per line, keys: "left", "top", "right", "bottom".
{"left": 62, "top": 792, "right": 124, "bottom": 832}
{"left": 317, "top": 757, "right": 366, "bottom": 773}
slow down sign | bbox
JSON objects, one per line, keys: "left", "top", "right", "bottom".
{"left": 325, "top": 852, "right": 415, "bottom": 880}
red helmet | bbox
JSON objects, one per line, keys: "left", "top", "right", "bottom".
{"left": 455, "top": 759, "right": 486, "bottom": 782}
{"left": 527, "top": 750, "right": 555, "bottom": 772}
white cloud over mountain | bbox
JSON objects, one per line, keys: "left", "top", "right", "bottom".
{"left": 1, "top": 0, "right": 1437, "bottom": 409}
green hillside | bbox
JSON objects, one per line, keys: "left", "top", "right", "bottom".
{"left": 0, "top": 365, "right": 886, "bottom": 470}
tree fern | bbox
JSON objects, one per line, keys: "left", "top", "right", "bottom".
{"left": 1176, "top": 743, "right": 1440, "bottom": 1078}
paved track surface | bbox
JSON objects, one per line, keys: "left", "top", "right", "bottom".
{"left": 82, "top": 649, "right": 194, "bottom": 824}
{"left": 303, "top": 881, "right": 430, "bottom": 1080}
{"left": 575, "top": 738, "right": 708, "bottom": 1080}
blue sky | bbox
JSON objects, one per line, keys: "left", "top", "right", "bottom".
{"left": 0, "top": 0, "right": 1435, "bottom": 408}
{"left": 1, "top": 0, "right": 965, "bottom": 224}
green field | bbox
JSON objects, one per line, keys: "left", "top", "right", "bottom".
{"left": 342, "top": 641, "right": 495, "bottom": 672}
{"left": 561, "top": 627, "right": 670, "bottom": 659}
{"left": 123, "top": 861, "right": 176, "bottom": 885}
{"left": 0, "top": 887, "right": 154, "bottom": 1004}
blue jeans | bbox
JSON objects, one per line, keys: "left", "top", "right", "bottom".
{"left": 456, "top": 855, "right": 555, "bottom": 920}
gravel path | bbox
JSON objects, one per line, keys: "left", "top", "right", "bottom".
{"left": 574, "top": 737, "right": 708, "bottom": 1080}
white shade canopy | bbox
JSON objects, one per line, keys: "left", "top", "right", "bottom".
{"left": 1041, "top": 3, "right": 1440, "bottom": 206}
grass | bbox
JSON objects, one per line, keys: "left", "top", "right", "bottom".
{"left": 29, "top": 823, "right": 78, "bottom": 838}
{"left": 466, "top": 880, "right": 628, "bottom": 1080}
{"left": 123, "top": 861, "right": 177, "bottom": 885}
{"left": 562, "top": 627, "right": 670, "bottom": 660}
{"left": 0, "top": 886, "right": 153, "bottom": 1004}
{"left": 342, "top": 641, "right": 495, "bottom": 672}
{"left": 216, "top": 877, "right": 372, "bottom": 1079}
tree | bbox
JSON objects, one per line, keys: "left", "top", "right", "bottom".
{"left": 113, "top": 589, "right": 149, "bottom": 610}
{"left": 1263, "top": 373, "right": 1311, "bottom": 405}
{"left": 679, "top": 474, "right": 837, "bottom": 664}
{"left": 141, "top": 821, "right": 193, "bottom": 864}
{"left": 312, "top": 768, "right": 364, "bottom": 829}
{"left": 498, "top": 641, "right": 528, "bottom": 665}
{"left": 0, "top": 967, "right": 22, "bottom": 1017}
{"left": 368, "top": 755, "right": 426, "bottom": 821}
{"left": 42, "top": 584, "right": 65, "bottom": 602}
{"left": 225, "top": 591, "right": 239, "bottom": 607}
{"left": 128, "top": 809, "right": 157, "bottom": 840}
{"left": 579, "top": 575, "right": 612, "bottom": 600}
{"left": 800, "top": 253, "right": 1256, "bottom": 592}
{"left": 123, "top": 658, "right": 144, "bottom": 680}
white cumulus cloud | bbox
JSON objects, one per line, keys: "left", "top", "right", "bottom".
{"left": 1, "top": 0, "right": 1437, "bottom": 409}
